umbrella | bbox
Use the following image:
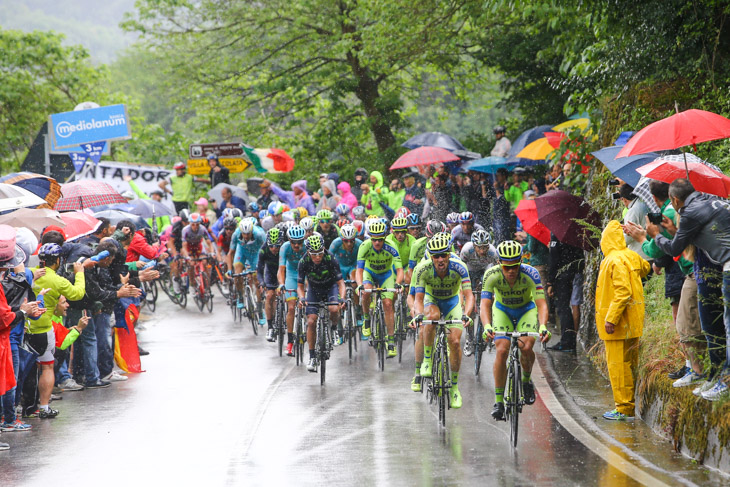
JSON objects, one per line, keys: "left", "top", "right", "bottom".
{"left": 56, "top": 180, "right": 127, "bottom": 211}
{"left": 515, "top": 137, "right": 558, "bottom": 161}
{"left": 0, "top": 172, "right": 62, "bottom": 208}
{"left": 402, "top": 132, "right": 467, "bottom": 152}
{"left": 59, "top": 212, "right": 101, "bottom": 241}
{"left": 591, "top": 146, "right": 661, "bottom": 187}
{"left": 462, "top": 156, "right": 510, "bottom": 174}
{"left": 389, "top": 146, "right": 460, "bottom": 170}
{"left": 0, "top": 184, "right": 48, "bottom": 212}
{"left": 506, "top": 125, "right": 554, "bottom": 161}
{"left": 631, "top": 177, "right": 662, "bottom": 213}
{"left": 93, "top": 210, "right": 150, "bottom": 230}
{"left": 514, "top": 199, "right": 551, "bottom": 246}
{"left": 617, "top": 109, "right": 730, "bottom": 158}
{"left": 91, "top": 203, "right": 136, "bottom": 213}
{"left": 534, "top": 190, "right": 600, "bottom": 251}
{"left": 114, "top": 199, "right": 175, "bottom": 219}
{"left": 637, "top": 154, "right": 730, "bottom": 198}
{"left": 614, "top": 131, "right": 635, "bottom": 146}
{"left": 552, "top": 118, "right": 590, "bottom": 133}
{"left": 0, "top": 208, "right": 65, "bottom": 238}
{"left": 208, "top": 183, "right": 250, "bottom": 206}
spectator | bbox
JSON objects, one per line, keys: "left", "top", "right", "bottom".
{"left": 361, "top": 170, "right": 388, "bottom": 217}
{"left": 159, "top": 162, "right": 196, "bottom": 212}
{"left": 195, "top": 197, "right": 217, "bottom": 223}
{"left": 124, "top": 175, "right": 171, "bottom": 231}
{"left": 595, "top": 220, "right": 650, "bottom": 420}
{"left": 77, "top": 218, "right": 113, "bottom": 248}
{"left": 546, "top": 235, "right": 584, "bottom": 352}
{"left": 257, "top": 180, "right": 278, "bottom": 209}
{"left": 427, "top": 172, "right": 455, "bottom": 222}
{"left": 545, "top": 163, "right": 562, "bottom": 192}
{"left": 215, "top": 187, "right": 247, "bottom": 217}
{"left": 206, "top": 154, "right": 231, "bottom": 187}
{"left": 490, "top": 125, "right": 511, "bottom": 157}
{"left": 352, "top": 168, "right": 368, "bottom": 201}
{"left": 402, "top": 172, "right": 425, "bottom": 217}
{"left": 316, "top": 179, "right": 339, "bottom": 212}
{"left": 386, "top": 178, "right": 405, "bottom": 210}
{"left": 269, "top": 179, "right": 316, "bottom": 216}
{"left": 619, "top": 183, "right": 650, "bottom": 260}
{"left": 504, "top": 168, "right": 527, "bottom": 212}
{"left": 337, "top": 182, "right": 359, "bottom": 218}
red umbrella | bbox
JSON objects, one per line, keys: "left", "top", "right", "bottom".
{"left": 637, "top": 155, "right": 730, "bottom": 198}
{"left": 534, "top": 190, "right": 600, "bottom": 251}
{"left": 59, "top": 211, "right": 101, "bottom": 241}
{"left": 617, "top": 109, "right": 730, "bottom": 158}
{"left": 515, "top": 199, "right": 551, "bottom": 246}
{"left": 55, "top": 180, "right": 127, "bottom": 211}
{"left": 389, "top": 146, "right": 460, "bottom": 170}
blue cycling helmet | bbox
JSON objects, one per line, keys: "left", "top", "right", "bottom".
{"left": 267, "top": 201, "right": 278, "bottom": 214}
{"left": 287, "top": 225, "right": 305, "bottom": 241}
{"left": 259, "top": 210, "right": 268, "bottom": 219}
{"left": 248, "top": 201, "right": 260, "bottom": 214}
{"left": 38, "top": 243, "right": 62, "bottom": 258}
{"left": 270, "top": 201, "right": 284, "bottom": 216}
{"left": 335, "top": 203, "right": 350, "bottom": 216}
{"left": 407, "top": 213, "right": 420, "bottom": 228}
{"left": 189, "top": 212, "right": 203, "bottom": 223}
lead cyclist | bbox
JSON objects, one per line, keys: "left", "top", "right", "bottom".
{"left": 480, "top": 240, "right": 551, "bottom": 421}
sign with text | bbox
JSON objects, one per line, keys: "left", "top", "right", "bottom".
{"left": 187, "top": 157, "right": 250, "bottom": 176}
{"left": 70, "top": 152, "right": 88, "bottom": 173}
{"left": 50, "top": 140, "right": 111, "bottom": 155}
{"left": 77, "top": 160, "right": 174, "bottom": 210}
{"left": 81, "top": 141, "right": 106, "bottom": 165}
{"left": 189, "top": 142, "right": 243, "bottom": 159}
{"left": 49, "top": 104, "right": 131, "bottom": 149}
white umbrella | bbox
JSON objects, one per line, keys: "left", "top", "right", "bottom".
{"left": 208, "top": 183, "right": 250, "bottom": 205}
{"left": 0, "top": 183, "right": 47, "bottom": 212}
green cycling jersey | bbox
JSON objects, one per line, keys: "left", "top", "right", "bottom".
{"left": 356, "top": 238, "right": 401, "bottom": 274}
{"left": 413, "top": 256, "right": 471, "bottom": 300}
{"left": 481, "top": 263, "right": 545, "bottom": 308}
{"left": 386, "top": 233, "right": 414, "bottom": 271}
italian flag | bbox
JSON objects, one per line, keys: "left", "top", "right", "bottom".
{"left": 242, "top": 146, "right": 295, "bottom": 173}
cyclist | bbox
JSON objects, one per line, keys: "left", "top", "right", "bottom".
{"left": 260, "top": 228, "right": 284, "bottom": 342}
{"left": 315, "top": 209, "right": 340, "bottom": 249}
{"left": 216, "top": 217, "right": 237, "bottom": 263}
{"left": 300, "top": 216, "right": 316, "bottom": 238}
{"left": 352, "top": 205, "right": 367, "bottom": 222}
{"left": 330, "top": 224, "right": 363, "bottom": 328}
{"left": 278, "top": 225, "right": 307, "bottom": 356}
{"left": 182, "top": 212, "right": 215, "bottom": 259}
{"left": 446, "top": 212, "right": 460, "bottom": 232}
{"left": 406, "top": 213, "right": 421, "bottom": 239}
{"left": 412, "top": 232, "right": 473, "bottom": 408}
{"left": 247, "top": 201, "right": 260, "bottom": 217}
{"left": 355, "top": 220, "right": 403, "bottom": 357}
{"left": 168, "top": 209, "right": 190, "bottom": 293}
{"left": 227, "top": 218, "right": 266, "bottom": 324}
{"left": 334, "top": 203, "right": 352, "bottom": 227}
{"left": 297, "top": 234, "right": 346, "bottom": 372}
{"left": 386, "top": 216, "right": 414, "bottom": 274}
{"left": 211, "top": 207, "right": 242, "bottom": 238}
{"left": 451, "top": 211, "right": 485, "bottom": 251}
{"left": 481, "top": 240, "right": 551, "bottom": 421}
{"left": 460, "top": 229, "right": 499, "bottom": 356}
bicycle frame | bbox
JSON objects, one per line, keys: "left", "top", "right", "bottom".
{"left": 422, "top": 319, "right": 462, "bottom": 428}
{"left": 360, "top": 287, "right": 399, "bottom": 371}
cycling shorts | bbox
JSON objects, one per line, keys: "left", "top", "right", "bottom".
{"left": 362, "top": 268, "right": 395, "bottom": 300}
{"left": 186, "top": 242, "right": 202, "bottom": 257}
{"left": 305, "top": 282, "right": 339, "bottom": 316}
{"left": 284, "top": 275, "right": 298, "bottom": 301}
{"left": 424, "top": 294, "right": 463, "bottom": 329}
{"left": 263, "top": 267, "right": 279, "bottom": 290}
{"left": 27, "top": 329, "right": 55, "bottom": 364}
{"left": 339, "top": 264, "right": 356, "bottom": 280}
{"left": 234, "top": 245, "right": 260, "bottom": 270}
{"left": 492, "top": 301, "right": 538, "bottom": 339}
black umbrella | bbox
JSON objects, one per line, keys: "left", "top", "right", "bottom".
{"left": 534, "top": 190, "right": 600, "bottom": 251}
{"left": 93, "top": 210, "right": 150, "bottom": 230}
{"left": 402, "top": 132, "right": 466, "bottom": 152}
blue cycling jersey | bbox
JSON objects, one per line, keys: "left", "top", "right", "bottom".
{"left": 279, "top": 240, "right": 307, "bottom": 281}
{"left": 329, "top": 237, "right": 362, "bottom": 269}
{"left": 231, "top": 225, "right": 266, "bottom": 259}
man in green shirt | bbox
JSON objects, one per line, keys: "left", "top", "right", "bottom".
{"left": 159, "top": 162, "right": 195, "bottom": 213}
{"left": 504, "top": 168, "right": 529, "bottom": 212}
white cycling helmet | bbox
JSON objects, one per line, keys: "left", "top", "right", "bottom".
{"left": 340, "top": 224, "right": 357, "bottom": 240}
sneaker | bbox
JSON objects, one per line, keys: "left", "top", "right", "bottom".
{"left": 22, "top": 409, "right": 38, "bottom": 419}
{"left": 58, "top": 378, "right": 84, "bottom": 391}
{"left": 449, "top": 385, "right": 462, "bottom": 409}
{"left": 306, "top": 358, "right": 317, "bottom": 373}
{"left": 38, "top": 408, "right": 59, "bottom": 419}
{"left": 50, "top": 393, "right": 63, "bottom": 401}
{"left": 463, "top": 339, "right": 474, "bottom": 357}
{"left": 1, "top": 420, "right": 32, "bottom": 432}
{"left": 237, "top": 299, "right": 244, "bottom": 309}
{"left": 332, "top": 330, "right": 342, "bottom": 347}
{"left": 266, "top": 328, "right": 276, "bottom": 342}
{"left": 259, "top": 318, "right": 267, "bottom": 326}
{"left": 361, "top": 319, "right": 371, "bottom": 338}
{"left": 491, "top": 402, "right": 505, "bottom": 421}
{"left": 701, "top": 380, "right": 729, "bottom": 401}
{"left": 672, "top": 371, "right": 705, "bottom": 388}
{"left": 286, "top": 342, "right": 294, "bottom": 356}
{"left": 523, "top": 380, "right": 536, "bottom": 405}
{"left": 411, "top": 376, "right": 422, "bottom": 392}
{"left": 0, "top": 441, "right": 8, "bottom": 451}
{"left": 693, "top": 380, "right": 714, "bottom": 397}
{"left": 85, "top": 380, "right": 112, "bottom": 389}
{"left": 602, "top": 409, "right": 634, "bottom": 420}
{"left": 420, "top": 359, "right": 433, "bottom": 378}
{"left": 103, "top": 371, "right": 128, "bottom": 382}
{"left": 52, "top": 386, "right": 62, "bottom": 394}
{"left": 668, "top": 365, "right": 690, "bottom": 380}
{"left": 387, "top": 343, "right": 397, "bottom": 358}
{"left": 547, "top": 342, "right": 576, "bottom": 353}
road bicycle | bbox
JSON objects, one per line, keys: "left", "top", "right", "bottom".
{"left": 273, "top": 289, "right": 287, "bottom": 357}
{"left": 306, "top": 301, "right": 335, "bottom": 385}
{"left": 422, "top": 319, "right": 462, "bottom": 428}
{"left": 174, "top": 256, "right": 189, "bottom": 309}
{"left": 393, "top": 287, "right": 409, "bottom": 363}
{"left": 293, "top": 300, "right": 305, "bottom": 366}
{"left": 158, "top": 261, "right": 179, "bottom": 305}
{"left": 191, "top": 255, "right": 213, "bottom": 313}
{"left": 209, "top": 260, "right": 229, "bottom": 299}
{"left": 342, "top": 280, "right": 358, "bottom": 360}
{"left": 360, "top": 287, "right": 400, "bottom": 371}
{"left": 230, "top": 269, "right": 260, "bottom": 335}
{"left": 472, "top": 287, "right": 494, "bottom": 376}
{"left": 141, "top": 278, "right": 158, "bottom": 312}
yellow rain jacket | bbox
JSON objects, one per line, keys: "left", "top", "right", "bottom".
{"left": 595, "top": 220, "right": 650, "bottom": 341}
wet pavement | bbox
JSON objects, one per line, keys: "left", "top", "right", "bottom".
{"left": 0, "top": 295, "right": 723, "bottom": 486}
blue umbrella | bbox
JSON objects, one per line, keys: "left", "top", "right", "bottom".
{"left": 506, "top": 125, "right": 554, "bottom": 164}
{"left": 590, "top": 146, "right": 660, "bottom": 187}
{"left": 463, "top": 156, "right": 511, "bottom": 174}
{"left": 402, "top": 132, "right": 466, "bottom": 152}
{"left": 614, "top": 131, "right": 635, "bottom": 146}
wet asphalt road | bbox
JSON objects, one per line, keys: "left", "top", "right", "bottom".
{"left": 0, "top": 294, "right": 678, "bottom": 486}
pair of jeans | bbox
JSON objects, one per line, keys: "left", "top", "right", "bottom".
{"left": 697, "top": 276, "right": 725, "bottom": 370}
{"left": 0, "top": 348, "right": 19, "bottom": 423}
{"left": 95, "top": 313, "right": 114, "bottom": 379}
{"left": 75, "top": 310, "right": 99, "bottom": 385}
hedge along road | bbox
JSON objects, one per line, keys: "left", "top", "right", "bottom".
{"left": 0, "top": 296, "right": 713, "bottom": 486}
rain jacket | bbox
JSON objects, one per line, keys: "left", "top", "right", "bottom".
{"left": 126, "top": 231, "right": 162, "bottom": 263}
{"left": 595, "top": 220, "right": 650, "bottom": 341}
{"left": 0, "top": 284, "right": 22, "bottom": 394}
{"left": 316, "top": 179, "right": 340, "bottom": 211}
{"left": 387, "top": 187, "right": 405, "bottom": 210}
{"left": 361, "top": 171, "right": 388, "bottom": 217}
{"left": 271, "top": 180, "right": 316, "bottom": 215}
{"left": 337, "top": 182, "right": 359, "bottom": 217}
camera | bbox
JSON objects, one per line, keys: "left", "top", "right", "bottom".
{"left": 611, "top": 192, "right": 622, "bottom": 200}
{"left": 608, "top": 179, "right": 621, "bottom": 186}
{"left": 647, "top": 212, "right": 664, "bottom": 224}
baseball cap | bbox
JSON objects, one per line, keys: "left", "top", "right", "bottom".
{"left": 207, "top": 153, "right": 219, "bottom": 160}
{"left": 259, "top": 180, "right": 271, "bottom": 188}
{"left": 0, "top": 225, "right": 25, "bottom": 268}
{"left": 194, "top": 197, "right": 209, "bottom": 206}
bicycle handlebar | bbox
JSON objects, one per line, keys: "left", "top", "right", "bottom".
{"left": 421, "top": 320, "right": 464, "bottom": 325}
{"left": 360, "top": 288, "right": 400, "bottom": 293}
{"left": 494, "top": 332, "right": 543, "bottom": 338}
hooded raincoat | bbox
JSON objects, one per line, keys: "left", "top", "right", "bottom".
{"left": 317, "top": 179, "right": 340, "bottom": 212}
{"left": 337, "top": 182, "right": 359, "bottom": 217}
{"left": 271, "top": 180, "right": 316, "bottom": 216}
{"left": 361, "top": 171, "right": 388, "bottom": 217}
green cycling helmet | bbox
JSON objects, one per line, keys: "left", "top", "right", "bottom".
{"left": 427, "top": 232, "right": 452, "bottom": 253}
{"left": 497, "top": 240, "right": 523, "bottom": 262}
{"left": 306, "top": 233, "right": 324, "bottom": 253}
{"left": 267, "top": 228, "right": 282, "bottom": 246}
{"left": 368, "top": 220, "right": 387, "bottom": 238}
{"left": 316, "top": 209, "right": 333, "bottom": 221}
{"left": 391, "top": 216, "right": 408, "bottom": 231}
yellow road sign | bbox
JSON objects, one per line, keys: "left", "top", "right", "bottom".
{"left": 187, "top": 158, "right": 251, "bottom": 176}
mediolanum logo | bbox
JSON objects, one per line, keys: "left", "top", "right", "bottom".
{"left": 55, "top": 114, "right": 127, "bottom": 138}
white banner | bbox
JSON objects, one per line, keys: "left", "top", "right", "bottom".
{"left": 77, "top": 160, "right": 175, "bottom": 210}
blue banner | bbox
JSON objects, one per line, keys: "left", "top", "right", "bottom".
{"left": 81, "top": 141, "right": 106, "bottom": 165}
{"left": 70, "top": 152, "right": 88, "bottom": 173}
{"left": 49, "top": 104, "right": 130, "bottom": 149}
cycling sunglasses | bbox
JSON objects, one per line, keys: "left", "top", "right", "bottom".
{"left": 268, "top": 244, "right": 281, "bottom": 249}
{"left": 319, "top": 219, "right": 332, "bottom": 223}
{"left": 371, "top": 237, "right": 385, "bottom": 241}
{"left": 501, "top": 262, "right": 521, "bottom": 269}
{"left": 431, "top": 252, "right": 449, "bottom": 260}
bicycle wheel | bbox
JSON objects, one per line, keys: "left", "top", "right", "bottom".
{"left": 277, "top": 297, "right": 285, "bottom": 357}
{"left": 434, "top": 341, "right": 446, "bottom": 427}
{"left": 350, "top": 300, "right": 358, "bottom": 353}
{"left": 178, "top": 272, "right": 188, "bottom": 309}
{"left": 374, "top": 304, "right": 384, "bottom": 371}
{"left": 295, "top": 307, "right": 303, "bottom": 366}
{"left": 509, "top": 359, "right": 521, "bottom": 447}
{"left": 206, "top": 284, "right": 214, "bottom": 313}
{"left": 318, "top": 311, "right": 327, "bottom": 385}
{"left": 246, "top": 285, "right": 258, "bottom": 335}
{"left": 474, "top": 320, "right": 484, "bottom": 376}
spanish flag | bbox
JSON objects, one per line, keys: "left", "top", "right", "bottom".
{"left": 114, "top": 298, "right": 143, "bottom": 373}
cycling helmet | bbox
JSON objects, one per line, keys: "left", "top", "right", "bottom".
{"left": 406, "top": 213, "right": 420, "bottom": 228}
{"left": 425, "top": 220, "right": 447, "bottom": 238}
{"left": 471, "top": 229, "right": 491, "bottom": 246}
{"left": 391, "top": 216, "right": 408, "bottom": 231}
{"left": 38, "top": 243, "right": 62, "bottom": 258}
{"left": 340, "top": 224, "right": 357, "bottom": 240}
{"left": 299, "top": 217, "right": 315, "bottom": 231}
{"left": 352, "top": 206, "right": 366, "bottom": 218}
{"left": 297, "top": 207, "right": 308, "bottom": 218}
{"left": 365, "top": 214, "right": 379, "bottom": 223}
{"left": 368, "top": 220, "right": 387, "bottom": 238}
{"left": 267, "top": 201, "right": 278, "bottom": 213}
{"left": 497, "top": 240, "right": 523, "bottom": 262}
{"left": 270, "top": 201, "right": 284, "bottom": 216}
{"left": 229, "top": 208, "right": 243, "bottom": 219}
{"left": 179, "top": 208, "right": 191, "bottom": 222}
{"left": 427, "top": 232, "right": 452, "bottom": 253}
{"left": 223, "top": 217, "right": 237, "bottom": 230}
{"left": 267, "top": 228, "right": 282, "bottom": 246}
{"left": 248, "top": 201, "right": 260, "bottom": 214}
{"left": 189, "top": 212, "right": 203, "bottom": 223}
{"left": 222, "top": 208, "right": 234, "bottom": 218}
{"left": 201, "top": 215, "right": 210, "bottom": 227}
{"left": 493, "top": 125, "right": 506, "bottom": 135}
{"left": 335, "top": 203, "right": 350, "bottom": 216}
{"left": 394, "top": 206, "right": 411, "bottom": 218}
{"left": 173, "top": 161, "right": 185, "bottom": 170}
{"left": 238, "top": 219, "right": 254, "bottom": 234}
{"left": 287, "top": 225, "right": 305, "bottom": 241}
{"left": 316, "top": 209, "right": 333, "bottom": 221}
{"left": 351, "top": 220, "right": 364, "bottom": 236}
{"left": 446, "top": 212, "right": 460, "bottom": 225}
{"left": 458, "top": 211, "right": 474, "bottom": 223}
{"left": 256, "top": 210, "right": 266, "bottom": 219}
{"left": 306, "top": 234, "right": 324, "bottom": 253}
{"left": 281, "top": 204, "right": 290, "bottom": 213}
